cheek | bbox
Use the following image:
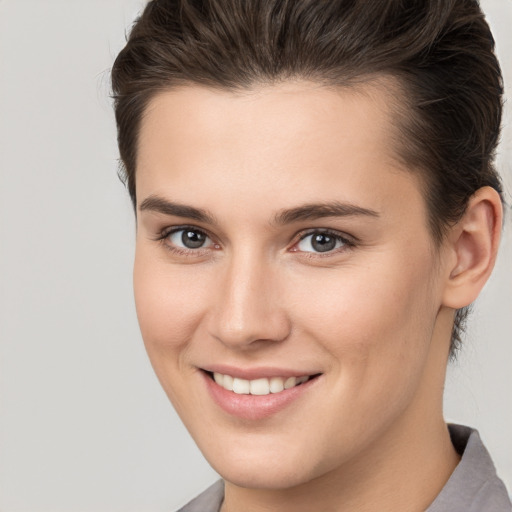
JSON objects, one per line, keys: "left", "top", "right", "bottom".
{"left": 132, "top": 249, "right": 215, "bottom": 416}
{"left": 288, "top": 249, "right": 439, "bottom": 383}
{"left": 277, "top": 254, "right": 440, "bottom": 460}
{"left": 133, "top": 249, "right": 209, "bottom": 354}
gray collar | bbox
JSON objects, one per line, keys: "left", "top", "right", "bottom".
{"left": 426, "top": 424, "right": 511, "bottom": 511}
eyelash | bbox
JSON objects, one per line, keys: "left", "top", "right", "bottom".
{"left": 294, "top": 229, "right": 355, "bottom": 257}
{"left": 155, "top": 225, "right": 217, "bottom": 257}
{"left": 154, "top": 226, "right": 356, "bottom": 258}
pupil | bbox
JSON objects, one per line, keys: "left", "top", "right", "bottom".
{"left": 312, "top": 234, "right": 336, "bottom": 252}
{"left": 182, "top": 230, "right": 205, "bottom": 249}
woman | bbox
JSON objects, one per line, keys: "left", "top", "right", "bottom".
{"left": 111, "top": 0, "right": 511, "bottom": 510}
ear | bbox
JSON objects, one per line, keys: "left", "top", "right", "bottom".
{"left": 442, "top": 186, "right": 503, "bottom": 309}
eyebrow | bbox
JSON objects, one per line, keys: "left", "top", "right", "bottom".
{"left": 138, "top": 195, "right": 380, "bottom": 225}
{"left": 139, "top": 195, "right": 217, "bottom": 224}
{"left": 272, "top": 202, "right": 380, "bottom": 225}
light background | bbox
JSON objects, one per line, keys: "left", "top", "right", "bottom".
{"left": 0, "top": 1, "right": 510, "bottom": 510}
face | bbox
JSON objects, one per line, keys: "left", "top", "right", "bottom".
{"left": 134, "top": 81, "right": 451, "bottom": 489}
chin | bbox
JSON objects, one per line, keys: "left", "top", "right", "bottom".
{"left": 199, "top": 435, "right": 328, "bottom": 490}
{"left": 215, "top": 460, "right": 316, "bottom": 490}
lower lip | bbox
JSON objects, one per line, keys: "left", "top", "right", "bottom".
{"left": 202, "top": 372, "right": 320, "bottom": 421}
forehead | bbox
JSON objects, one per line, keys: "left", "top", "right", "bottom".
{"left": 135, "top": 80, "right": 423, "bottom": 220}
{"left": 138, "top": 80, "right": 402, "bottom": 169}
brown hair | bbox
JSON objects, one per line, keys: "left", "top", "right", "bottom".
{"left": 111, "top": 0, "right": 504, "bottom": 355}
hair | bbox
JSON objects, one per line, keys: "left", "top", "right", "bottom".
{"left": 111, "top": 0, "right": 504, "bottom": 356}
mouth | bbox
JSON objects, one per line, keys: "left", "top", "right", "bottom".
{"left": 200, "top": 367, "right": 323, "bottom": 420}
{"left": 206, "top": 371, "right": 319, "bottom": 396}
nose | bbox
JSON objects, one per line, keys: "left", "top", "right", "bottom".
{"left": 207, "top": 250, "right": 291, "bottom": 350}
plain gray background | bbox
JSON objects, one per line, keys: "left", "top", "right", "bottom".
{"left": 0, "top": 0, "right": 510, "bottom": 510}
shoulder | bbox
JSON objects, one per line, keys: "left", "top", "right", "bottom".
{"left": 427, "top": 424, "right": 512, "bottom": 512}
{"left": 175, "top": 480, "right": 225, "bottom": 512}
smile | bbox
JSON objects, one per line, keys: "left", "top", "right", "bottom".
{"left": 201, "top": 367, "right": 322, "bottom": 420}
{"left": 212, "top": 372, "right": 311, "bottom": 395}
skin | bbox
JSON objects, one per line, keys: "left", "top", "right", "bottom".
{"left": 133, "top": 81, "right": 501, "bottom": 511}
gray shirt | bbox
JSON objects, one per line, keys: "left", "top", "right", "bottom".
{"left": 177, "top": 424, "right": 512, "bottom": 511}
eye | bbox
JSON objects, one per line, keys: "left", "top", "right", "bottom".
{"left": 166, "top": 228, "right": 214, "bottom": 250}
{"left": 295, "top": 231, "right": 350, "bottom": 253}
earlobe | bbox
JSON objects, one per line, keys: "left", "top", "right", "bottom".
{"left": 442, "top": 186, "right": 502, "bottom": 309}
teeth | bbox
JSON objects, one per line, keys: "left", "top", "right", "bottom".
{"left": 250, "top": 378, "right": 270, "bottom": 395}
{"left": 211, "top": 372, "right": 311, "bottom": 395}
{"left": 232, "top": 377, "right": 250, "bottom": 394}
{"left": 284, "top": 376, "right": 297, "bottom": 389}
{"left": 269, "top": 376, "right": 284, "bottom": 393}
{"left": 223, "top": 374, "right": 234, "bottom": 391}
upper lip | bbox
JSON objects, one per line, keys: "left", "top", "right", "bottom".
{"left": 200, "top": 364, "right": 321, "bottom": 380}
